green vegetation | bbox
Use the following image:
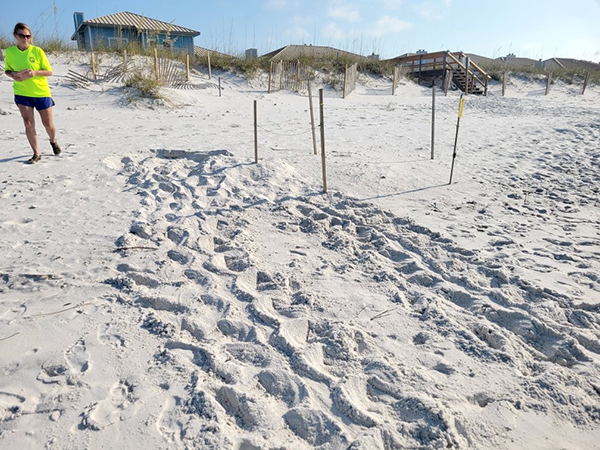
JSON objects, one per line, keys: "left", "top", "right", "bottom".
{"left": 2, "top": 28, "right": 597, "bottom": 90}
{"left": 478, "top": 61, "right": 600, "bottom": 85}
{"left": 0, "top": 34, "right": 74, "bottom": 53}
{"left": 0, "top": 34, "right": 10, "bottom": 49}
{"left": 124, "top": 72, "right": 163, "bottom": 99}
{"left": 36, "top": 37, "right": 75, "bottom": 53}
{"left": 201, "top": 54, "right": 271, "bottom": 77}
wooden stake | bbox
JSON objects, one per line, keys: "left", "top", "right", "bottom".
{"left": 449, "top": 95, "right": 465, "bottom": 185}
{"left": 308, "top": 79, "right": 318, "bottom": 155}
{"left": 319, "top": 89, "right": 327, "bottom": 193}
{"left": 431, "top": 85, "right": 436, "bottom": 160}
{"left": 207, "top": 52, "right": 212, "bottom": 80}
{"left": 343, "top": 64, "right": 348, "bottom": 99}
{"left": 254, "top": 100, "right": 258, "bottom": 164}
{"left": 464, "top": 57, "right": 470, "bottom": 95}
{"left": 582, "top": 71, "right": 590, "bottom": 95}
{"left": 186, "top": 54, "right": 190, "bottom": 81}
{"left": 545, "top": 72, "right": 552, "bottom": 96}
{"left": 123, "top": 49, "right": 128, "bottom": 73}
{"left": 279, "top": 60, "right": 283, "bottom": 91}
{"left": 91, "top": 52, "right": 97, "bottom": 80}
{"left": 218, "top": 77, "right": 222, "bottom": 97}
{"left": 268, "top": 61, "right": 273, "bottom": 94}
{"left": 445, "top": 69, "right": 453, "bottom": 96}
{"left": 502, "top": 71, "right": 507, "bottom": 96}
{"left": 153, "top": 48, "right": 159, "bottom": 81}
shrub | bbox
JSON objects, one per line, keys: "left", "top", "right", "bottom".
{"left": 124, "top": 72, "right": 162, "bottom": 99}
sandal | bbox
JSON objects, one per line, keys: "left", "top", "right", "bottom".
{"left": 50, "top": 141, "right": 62, "bottom": 155}
{"left": 28, "top": 154, "right": 41, "bottom": 164}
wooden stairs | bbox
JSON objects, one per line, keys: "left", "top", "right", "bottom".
{"left": 392, "top": 51, "right": 491, "bottom": 95}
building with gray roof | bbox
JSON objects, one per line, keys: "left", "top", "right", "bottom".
{"left": 71, "top": 11, "right": 200, "bottom": 54}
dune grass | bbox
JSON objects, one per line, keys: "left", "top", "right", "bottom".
{"left": 478, "top": 61, "right": 600, "bottom": 85}
{"left": 1, "top": 32, "right": 597, "bottom": 88}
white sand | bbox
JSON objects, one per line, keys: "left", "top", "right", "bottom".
{"left": 1, "top": 54, "right": 599, "bottom": 449}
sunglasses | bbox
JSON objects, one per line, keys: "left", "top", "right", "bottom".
{"left": 17, "top": 33, "right": 32, "bottom": 39}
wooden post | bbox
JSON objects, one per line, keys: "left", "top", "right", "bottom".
{"left": 186, "top": 54, "right": 190, "bottom": 82}
{"left": 279, "top": 60, "right": 283, "bottom": 91}
{"left": 308, "top": 80, "right": 318, "bottom": 155}
{"left": 444, "top": 69, "right": 453, "bottom": 96}
{"left": 442, "top": 53, "right": 448, "bottom": 91}
{"left": 123, "top": 49, "right": 128, "bottom": 73}
{"left": 343, "top": 64, "right": 348, "bottom": 99}
{"left": 582, "top": 71, "right": 590, "bottom": 95}
{"left": 449, "top": 95, "right": 465, "bottom": 185}
{"left": 91, "top": 52, "right": 97, "bottom": 80}
{"left": 392, "top": 66, "right": 397, "bottom": 96}
{"left": 545, "top": 72, "right": 552, "bottom": 95}
{"left": 254, "top": 100, "right": 258, "bottom": 164}
{"left": 464, "top": 57, "right": 470, "bottom": 95}
{"left": 268, "top": 61, "right": 273, "bottom": 93}
{"left": 154, "top": 48, "right": 159, "bottom": 81}
{"left": 443, "top": 53, "right": 447, "bottom": 75}
{"left": 218, "top": 77, "right": 222, "bottom": 97}
{"left": 502, "top": 71, "right": 507, "bottom": 96}
{"left": 431, "top": 85, "right": 436, "bottom": 160}
{"left": 207, "top": 52, "right": 212, "bottom": 80}
{"left": 319, "top": 89, "right": 327, "bottom": 193}
{"left": 296, "top": 59, "right": 301, "bottom": 90}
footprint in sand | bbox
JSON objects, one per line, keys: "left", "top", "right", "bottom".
{"left": 80, "top": 380, "right": 137, "bottom": 430}
{"left": 65, "top": 338, "right": 91, "bottom": 374}
{"left": 97, "top": 322, "right": 126, "bottom": 349}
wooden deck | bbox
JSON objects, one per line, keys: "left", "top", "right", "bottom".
{"left": 392, "top": 51, "right": 491, "bottom": 95}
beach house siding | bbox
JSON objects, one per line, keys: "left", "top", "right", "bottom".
{"left": 72, "top": 11, "right": 199, "bottom": 55}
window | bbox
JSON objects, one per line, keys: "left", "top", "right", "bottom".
{"left": 108, "top": 37, "right": 128, "bottom": 49}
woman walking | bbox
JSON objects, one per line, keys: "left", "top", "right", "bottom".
{"left": 4, "top": 22, "right": 61, "bottom": 164}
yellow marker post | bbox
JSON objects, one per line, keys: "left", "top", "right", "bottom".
{"left": 449, "top": 95, "right": 465, "bottom": 184}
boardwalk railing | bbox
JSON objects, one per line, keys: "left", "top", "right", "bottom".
{"left": 394, "top": 51, "right": 491, "bottom": 95}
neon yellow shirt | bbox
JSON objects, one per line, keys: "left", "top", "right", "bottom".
{"left": 5, "top": 45, "right": 52, "bottom": 98}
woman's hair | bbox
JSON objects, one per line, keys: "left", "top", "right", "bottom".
{"left": 13, "top": 23, "right": 32, "bottom": 36}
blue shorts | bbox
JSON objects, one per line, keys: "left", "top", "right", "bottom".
{"left": 14, "top": 95, "right": 55, "bottom": 111}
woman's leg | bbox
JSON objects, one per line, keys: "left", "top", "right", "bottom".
{"left": 38, "top": 106, "right": 57, "bottom": 143}
{"left": 18, "top": 105, "right": 39, "bottom": 156}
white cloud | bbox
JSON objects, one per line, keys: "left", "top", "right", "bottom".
{"left": 321, "top": 22, "right": 346, "bottom": 41}
{"left": 371, "top": 16, "right": 412, "bottom": 36}
{"left": 264, "top": 0, "right": 300, "bottom": 10}
{"left": 378, "top": 0, "right": 403, "bottom": 9}
{"left": 420, "top": 7, "right": 434, "bottom": 18}
{"left": 286, "top": 26, "right": 311, "bottom": 42}
{"left": 418, "top": 0, "right": 452, "bottom": 19}
{"left": 328, "top": 4, "right": 361, "bottom": 22}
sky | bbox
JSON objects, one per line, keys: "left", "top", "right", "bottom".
{"left": 1, "top": 0, "right": 599, "bottom": 62}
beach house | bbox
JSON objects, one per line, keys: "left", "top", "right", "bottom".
{"left": 71, "top": 11, "right": 200, "bottom": 54}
